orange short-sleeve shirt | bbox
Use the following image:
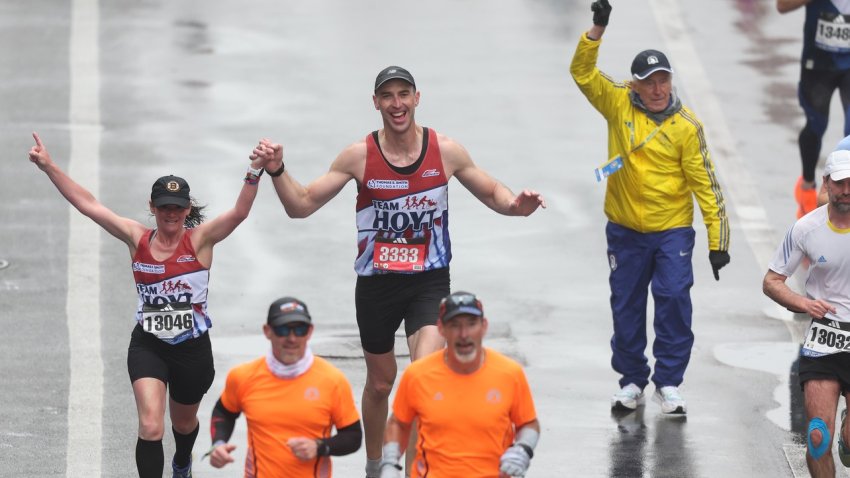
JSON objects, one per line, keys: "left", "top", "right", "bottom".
{"left": 220, "top": 356, "right": 360, "bottom": 478}
{"left": 392, "top": 348, "right": 537, "bottom": 478}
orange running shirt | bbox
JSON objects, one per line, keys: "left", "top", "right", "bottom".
{"left": 392, "top": 348, "right": 537, "bottom": 478}
{"left": 220, "top": 356, "right": 360, "bottom": 478}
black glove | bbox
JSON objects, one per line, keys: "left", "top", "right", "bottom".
{"left": 591, "top": 0, "right": 612, "bottom": 26}
{"left": 709, "top": 250, "right": 730, "bottom": 281}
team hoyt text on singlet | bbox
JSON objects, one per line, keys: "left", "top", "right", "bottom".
{"left": 132, "top": 228, "right": 211, "bottom": 344}
{"left": 354, "top": 127, "right": 451, "bottom": 276}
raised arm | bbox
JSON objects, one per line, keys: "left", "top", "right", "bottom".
{"left": 776, "top": 0, "right": 810, "bottom": 14}
{"left": 442, "top": 137, "right": 545, "bottom": 216}
{"left": 763, "top": 269, "right": 836, "bottom": 319}
{"left": 28, "top": 132, "right": 143, "bottom": 248}
{"left": 191, "top": 149, "right": 267, "bottom": 253}
{"left": 255, "top": 139, "right": 359, "bottom": 218}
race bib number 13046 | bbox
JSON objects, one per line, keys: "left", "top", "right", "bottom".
{"left": 142, "top": 302, "right": 194, "bottom": 341}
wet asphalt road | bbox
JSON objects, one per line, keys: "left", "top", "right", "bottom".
{"left": 1, "top": 0, "right": 848, "bottom": 476}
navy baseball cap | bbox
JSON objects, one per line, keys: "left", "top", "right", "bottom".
{"left": 267, "top": 297, "right": 312, "bottom": 327}
{"left": 439, "top": 291, "right": 484, "bottom": 322}
{"left": 631, "top": 49, "right": 673, "bottom": 80}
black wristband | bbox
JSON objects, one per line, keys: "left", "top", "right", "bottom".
{"left": 315, "top": 439, "right": 331, "bottom": 457}
{"left": 517, "top": 443, "right": 534, "bottom": 459}
{"left": 267, "top": 163, "right": 285, "bottom": 177}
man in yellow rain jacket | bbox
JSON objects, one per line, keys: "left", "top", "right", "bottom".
{"left": 570, "top": 0, "right": 730, "bottom": 415}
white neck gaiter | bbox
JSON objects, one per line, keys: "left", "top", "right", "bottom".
{"left": 265, "top": 345, "right": 314, "bottom": 379}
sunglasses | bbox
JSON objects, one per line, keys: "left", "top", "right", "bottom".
{"left": 272, "top": 323, "right": 310, "bottom": 337}
{"left": 445, "top": 292, "right": 479, "bottom": 307}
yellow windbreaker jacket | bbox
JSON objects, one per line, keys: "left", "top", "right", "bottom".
{"left": 570, "top": 33, "right": 730, "bottom": 252}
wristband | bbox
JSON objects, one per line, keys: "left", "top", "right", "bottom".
{"left": 517, "top": 443, "right": 534, "bottom": 459}
{"left": 267, "top": 163, "right": 285, "bottom": 177}
{"left": 202, "top": 441, "right": 227, "bottom": 460}
{"left": 315, "top": 439, "right": 331, "bottom": 457}
{"left": 245, "top": 166, "right": 263, "bottom": 185}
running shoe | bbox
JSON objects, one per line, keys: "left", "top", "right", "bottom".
{"left": 653, "top": 386, "right": 687, "bottom": 415}
{"left": 839, "top": 409, "right": 850, "bottom": 467}
{"left": 172, "top": 458, "right": 192, "bottom": 478}
{"left": 795, "top": 176, "right": 818, "bottom": 218}
{"left": 611, "top": 383, "right": 645, "bottom": 411}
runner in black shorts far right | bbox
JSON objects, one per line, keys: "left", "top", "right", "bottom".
{"left": 764, "top": 145, "right": 850, "bottom": 476}
{"left": 252, "top": 66, "right": 546, "bottom": 477}
{"left": 778, "top": 0, "right": 850, "bottom": 218}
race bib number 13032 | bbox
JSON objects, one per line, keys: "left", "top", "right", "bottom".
{"left": 802, "top": 317, "right": 850, "bottom": 357}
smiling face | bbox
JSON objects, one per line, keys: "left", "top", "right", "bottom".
{"left": 373, "top": 79, "right": 419, "bottom": 134}
{"left": 631, "top": 71, "right": 672, "bottom": 113}
{"left": 149, "top": 203, "right": 190, "bottom": 232}
{"left": 263, "top": 322, "right": 313, "bottom": 365}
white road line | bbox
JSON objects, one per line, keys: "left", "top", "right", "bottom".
{"left": 65, "top": 0, "right": 102, "bottom": 476}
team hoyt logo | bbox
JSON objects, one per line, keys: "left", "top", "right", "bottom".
{"left": 371, "top": 194, "right": 439, "bottom": 232}
{"left": 136, "top": 279, "right": 193, "bottom": 306}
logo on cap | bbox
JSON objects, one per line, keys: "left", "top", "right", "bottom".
{"left": 165, "top": 181, "right": 181, "bottom": 192}
{"left": 647, "top": 56, "right": 659, "bottom": 65}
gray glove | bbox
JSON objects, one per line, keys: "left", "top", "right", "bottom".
{"left": 378, "top": 442, "right": 402, "bottom": 478}
{"left": 499, "top": 443, "right": 532, "bottom": 477}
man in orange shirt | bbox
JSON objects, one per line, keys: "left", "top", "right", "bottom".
{"left": 379, "top": 291, "right": 540, "bottom": 478}
{"left": 206, "top": 297, "right": 362, "bottom": 477}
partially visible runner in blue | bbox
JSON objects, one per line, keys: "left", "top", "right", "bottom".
{"left": 778, "top": 0, "right": 850, "bottom": 218}
{"left": 27, "top": 132, "right": 266, "bottom": 478}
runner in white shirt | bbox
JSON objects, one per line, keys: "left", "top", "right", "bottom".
{"left": 764, "top": 140, "right": 850, "bottom": 476}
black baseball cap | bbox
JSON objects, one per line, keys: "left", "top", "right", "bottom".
{"left": 267, "top": 297, "right": 312, "bottom": 327}
{"left": 151, "top": 175, "right": 190, "bottom": 208}
{"left": 438, "top": 291, "right": 484, "bottom": 322}
{"left": 630, "top": 49, "right": 673, "bottom": 80}
{"left": 374, "top": 66, "right": 416, "bottom": 92}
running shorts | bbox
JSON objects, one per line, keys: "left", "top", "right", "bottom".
{"left": 799, "top": 352, "right": 850, "bottom": 394}
{"left": 355, "top": 267, "right": 450, "bottom": 354}
{"left": 127, "top": 323, "right": 215, "bottom": 405}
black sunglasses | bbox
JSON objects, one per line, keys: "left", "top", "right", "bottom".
{"left": 272, "top": 323, "right": 310, "bottom": 337}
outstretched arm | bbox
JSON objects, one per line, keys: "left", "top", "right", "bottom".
{"left": 443, "top": 139, "right": 545, "bottom": 216}
{"left": 587, "top": 0, "right": 611, "bottom": 40}
{"left": 28, "top": 132, "right": 143, "bottom": 248}
{"left": 253, "top": 139, "right": 358, "bottom": 218}
{"left": 191, "top": 147, "right": 267, "bottom": 252}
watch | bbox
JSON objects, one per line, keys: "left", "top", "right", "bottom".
{"left": 267, "top": 163, "right": 286, "bottom": 177}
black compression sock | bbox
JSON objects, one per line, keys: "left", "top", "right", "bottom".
{"left": 135, "top": 437, "right": 164, "bottom": 478}
{"left": 172, "top": 423, "right": 199, "bottom": 468}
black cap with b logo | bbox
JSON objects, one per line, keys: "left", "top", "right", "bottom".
{"left": 151, "top": 175, "right": 190, "bottom": 208}
{"left": 630, "top": 49, "right": 673, "bottom": 80}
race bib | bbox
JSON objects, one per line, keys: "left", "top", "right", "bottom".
{"left": 801, "top": 317, "right": 850, "bottom": 357}
{"left": 373, "top": 236, "right": 426, "bottom": 272}
{"left": 141, "top": 302, "right": 195, "bottom": 341}
{"left": 815, "top": 13, "right": 850, "bottom": 52}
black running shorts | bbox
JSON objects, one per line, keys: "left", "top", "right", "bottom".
{"left": 799, "top": 352, "right": 850, "bottom": 394}
{"left": 127, "top": 324, "right": 215, "bottom": 405}
{"left": 355, "top": 267, "right": 450, "bottom": 354}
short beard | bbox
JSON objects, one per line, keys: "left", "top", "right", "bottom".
{"left": 832, "top": 200, "right": 850, "bottom": 213}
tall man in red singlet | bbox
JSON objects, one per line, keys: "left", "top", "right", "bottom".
{"left": 253, "top": 66, "right": 545, "bottom": 477}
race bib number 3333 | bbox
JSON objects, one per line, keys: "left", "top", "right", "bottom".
{"left": 142, "top": 302, "right": 194, "bottom": 340}
{"left": 373, "top": 236, "right": 426, "bottom": 272}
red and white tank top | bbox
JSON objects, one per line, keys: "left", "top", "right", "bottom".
{"left": 354, "top": 127, "right": 451, "bottom": 276}
{"left": 131, "top": 228, "right": 211, "bottom": 344}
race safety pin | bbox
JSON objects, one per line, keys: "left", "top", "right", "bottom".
{"left": 594, "top": 155, "right": 623, "bottom": 182}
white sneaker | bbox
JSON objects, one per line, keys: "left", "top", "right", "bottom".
{"left": 611, "top": 383, "right": 645, "bottom": 410}
{"left": 653, "top": 386, "right": 687, "bottom": 414}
